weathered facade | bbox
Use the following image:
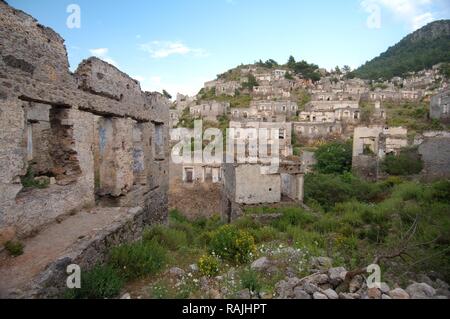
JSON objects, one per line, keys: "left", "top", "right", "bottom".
{"left": 0, "top": 1, "right": 169, "bottom": 297}
{"left": 190, "top": 101, "right": 230, "bottom": 122}
{"left": 430, "top": 89, "right": 450, "bottom": 122}
{"left": 415, "top": 131, "right": 450, "bottom": 181}
{"left": 221, "top": 162, "right": 304, "bottom": 221}
{"left": 352, "top": 126, "right": 408, "bottom": 180}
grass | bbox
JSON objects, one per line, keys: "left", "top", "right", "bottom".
{"left": 20, "top": 166, "right": 50, "bottom": 189}
{"left": 383, "top": 100, "right": 447, "bottom": 136}
{"left": 108, "top": 240, "right": 167, "bottom": 280}
{"left": 65, "top": 265, "right": 124, "bottom": 299}
{"left": 5, "top": 240, "right": 24, "bottom": 257}
{"left": 68, "top": 176, "right": 450, "bottom": 299}
{"left": 143, "top": 225, "right": 188, "bottom": 251}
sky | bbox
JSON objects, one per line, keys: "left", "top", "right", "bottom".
{"left": 8, "top": 0, "right": 450, "bottom": 96}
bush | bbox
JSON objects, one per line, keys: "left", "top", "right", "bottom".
{"left": 198, "top": 255, "right": 220, "bottom": 277}
{"left": 65, "top": 265, "right": 124, "bottom": 299}
{"left": 143, "top": 225, "right": 188, "bottom": 251}
{"left": 382, "top": 147, "right": 424, "bottom": 176}
{"left": 240, "top": 269, "right": 262, "bottom": 294}
{"left": 304, "top": 173, "right": 388, "bottom": 210}
{"left": 314, "top": 141, "right": 352, "bottom": 174}
{"left": 109, "top": 240, "right": 167, "bottom": 280}
{"left": 250, "top": 226, "right": 279, "bottom": 243}
{"left": 209, "top": 225, "right": 256, "bottom": 264}
{"left": 272, "top": 208, "right": 316, "bottom": 231}
{"left": 431, "top": 180, "right": 450, "bottom": 204}
{"left": 5, "top": 240, "right": 24, "bottom": 257}
{"left": 20, "top": 166, "right": 50, "bottom": 189}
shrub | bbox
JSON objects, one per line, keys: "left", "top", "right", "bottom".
{"left": 314, "top": 141, "right": 353, "bottom": 174}
{"left": 431, "top": 180, "right": 450, "bottom": 204}
{"left": 143, "top": 225, "right": 188, "bottom": 251}
{"left": 209, "top": 225, "right": 256, "bottom": 264}
{"left": 198, "top": 255, "right": 220, "bottom": 277}
{"left": 20, "top": 166, "right": 50, "bottom": 189}
{"left": 382, "top": 147, "right": 424, "bottom": 176}
{"left": 5, "top": 240, "right": 24, "bottom": 257}
{"left": 250, "top": 226, "right": 279, "bottom": 243}
{"left": 240, "top": 269, "right": 262, "bottom": 294}
{"left": 305, "top": 173, "right": 387, "bottom": 210}
{"left": 169, "top": 209, "right": 189, "bottom": 224}
{"left": 109, "top": 240, "right": 167, "bottom": 280}
{"left": 272, "top": 208, "right": 316, "bottom": 231}
{"left": 65, "top": 265, "right": 124, "bottom": 299}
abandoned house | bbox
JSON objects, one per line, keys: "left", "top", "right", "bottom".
{"left": 182, "top": 164, "right": 223, "bottom": 184}
{"left": 221, "top": 162, "right": 304, "bottom": 221}
{"left": 229, "top": 121, "right": 293, "bottom": 158}
{"left": 190, "top": 101, "right": 230, "bottom": 122}
{"left": 352, "top": 126, "right": 408, "bottom": 180}
{"left": 0, "top": 1, "right": 169, "bottom": 297}
{"left": 215, "top": 81, "right": 241, "bottom": 97}
{"left": 430, "top": 89, "right": 450, "bottom": 122}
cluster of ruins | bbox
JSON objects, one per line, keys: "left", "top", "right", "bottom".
{"left": 1, "top": 0, "right": 450, "bottom": 299}
{"left": 169, "top": 56, "right": 450, "bottom": 222}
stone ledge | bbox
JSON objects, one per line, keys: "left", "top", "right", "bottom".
{"left": 0, "top": 207, "right": 147, "bottom": 299}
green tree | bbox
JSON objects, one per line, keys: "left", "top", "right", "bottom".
{"left": 242, "top": 74, "right": 259, "bottom": 90}
{"left": 381, "top": 147, "right": 424, "bottom": 176}
{"left": 287, "top": 55, "right": 296, "bottom": 69}
{"left": 343, "top": 65, "right": 352, "bottom": 73}
{"left": 314, "top": 141, "right": 353, "bottom": 174}
{"left": 162, "top": 90, "right": 172, "bottom": 100}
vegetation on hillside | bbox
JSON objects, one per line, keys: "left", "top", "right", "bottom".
{"left": 198, "top": 88, "right": 252, "bottom": 108}
{"left": 353, "top": 20, "right": 450, "bottom": 80}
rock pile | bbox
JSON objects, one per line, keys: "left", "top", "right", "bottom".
{"left": 268, "top": 257, "right": 450, "bottom": 300}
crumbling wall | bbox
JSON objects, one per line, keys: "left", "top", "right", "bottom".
{"left": 0, "top": 1, "right": 169, "bottom": 239}
{"left": 417, "top": 132, "right": 450, "bottom": 181}
{"left": 235, "top": 165, "right": 281, "bottom": 205}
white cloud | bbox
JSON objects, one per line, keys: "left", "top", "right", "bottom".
{"left": 361, "top": 0, "right": 436, "bottom": 30}
{"left": 89, "top": 48, "right": 108, "bottom": 56}
{"left": 89, "top": 48, "right": 119, "bottom": 67}
{"left": 412, "top": 11, "right": 434, "bottom": 29}
{"left": 140, "top": 41, "right": 209, "bottom": 59}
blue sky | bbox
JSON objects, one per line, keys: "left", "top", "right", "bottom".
{"left": 8, "top": 0, "right": 450, "bottom": 96}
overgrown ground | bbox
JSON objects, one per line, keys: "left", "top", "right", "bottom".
{"left": 66, "top": 175, "right": 450, "bottom": 299}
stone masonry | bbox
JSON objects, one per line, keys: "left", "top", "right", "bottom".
{"left": 0, "top": 1, "right": 169, "bottom": 297}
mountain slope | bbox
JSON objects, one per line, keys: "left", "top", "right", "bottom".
{"left": 353, "top": 20, "right": 450, "bottom": 80}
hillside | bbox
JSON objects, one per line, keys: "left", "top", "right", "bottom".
{"left": 353, "top": 20, "right": 450, "bottom": 80}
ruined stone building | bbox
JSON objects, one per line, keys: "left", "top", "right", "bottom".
{"left": 181, "top": 164, "right": 223, "bottom": 184}
{"left": 352, "top": 126, "right": 408, "bottom": 180}
{"left": 229, "top": 121, "right": 293, "bottom": 158}
{"left": 0, "top": 1, "right": 169, "bottom": 297}
{"left": 230, "top": 100, "right": 298, "bottom": 122}
{"left": 430, "top": 89, "right": 450, "bottom": 122}
{"left": 414, "top": 131, "right": 450, "bottom": 181}
{"left": 352, "top": 126, "right": 450, "bottom": 181}
{"left": 362, "top": 89, "right": 422, "bottom": 102}
{"left": 190, "top": 101, "right": 230, "bottom": 122}
{"left": 221, "top": 162, "right": 304, "bottom": 221}
{"left": 215, "top": 81, "right": 241, "bottom": 96}
{"left": 292, "top": 99, "right": 361, "bottom": 142}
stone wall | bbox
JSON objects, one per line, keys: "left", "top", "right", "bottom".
{"left": 430, "top": 89, "right": 450, "bottom": 122}
{"left": 0, "top": 1, "right": 169, "bottom": 240}
{"left": 416, "top": 132, "right": 450, "bottom": 181}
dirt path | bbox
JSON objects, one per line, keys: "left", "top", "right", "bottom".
{"left": 0, "top": 207, "right": 129, "bottom": 297}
